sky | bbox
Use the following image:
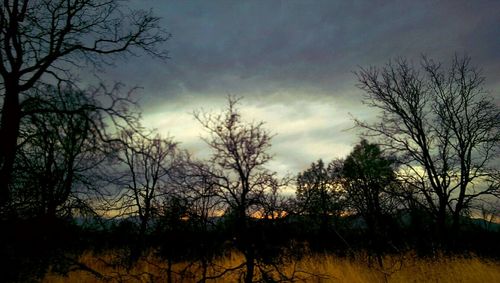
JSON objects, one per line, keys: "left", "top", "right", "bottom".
{"left": 98, "top": 0, "right": 500, "bottom": 176}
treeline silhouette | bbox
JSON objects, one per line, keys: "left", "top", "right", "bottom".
{"left": 0, "top": 1, "right": 498, "bottom": 282}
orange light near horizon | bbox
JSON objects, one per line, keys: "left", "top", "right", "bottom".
{"left": 250, "top": 210, "right": 288, "bottom": 219}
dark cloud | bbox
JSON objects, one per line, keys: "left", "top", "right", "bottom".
{"left": 103, "top": 1, "right": 498, "bottom": 104}
{"left": 104, "top": 0, "right": 500, "bottom": 175}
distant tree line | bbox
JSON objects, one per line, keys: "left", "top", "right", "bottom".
{"left": 0, "top": 1, "right": 498, "bottom": 282}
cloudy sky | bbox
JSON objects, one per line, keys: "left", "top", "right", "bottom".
{"left": 100, "top": 0, "right": 500, "bottom": 176}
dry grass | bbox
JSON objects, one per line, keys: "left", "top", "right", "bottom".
{"left": 42, "top": 251, "right": 500, "bottom": 283}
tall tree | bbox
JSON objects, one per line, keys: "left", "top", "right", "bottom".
{"left": 0, "top": 0, "right": 169, "bottom": 207}
{"left": 194, "top": 97, "right": 275, "bottom": 283}
{"left": 355, "top": 55, "right": 500, "bottom": 241}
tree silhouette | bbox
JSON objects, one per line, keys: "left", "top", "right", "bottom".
{"left": 295, "top": 159, "right": 344, "bottom": 234}
{"left": 114, "top": 129, "right": 176, "bottom": 260}
{"left": 355, "top": 55, "right": 500, "bottom": 242}
{"left": 0, "top": 0, "right": 170, "bottom": 210}
{"left": 13, "top": 86, "right": 101, "bottom": 219}
{"left": 259, "top": 176, "right": 289, "bottom": 221}
{"left": 194, "top": 96, "right": 276, "bottom": 283}
{"left": 168, "top": 153, "right": 223, "bottom": 230}
{"left": 163, "top": 153, "right": 227, "bottom": 283}
{"left": 342, "top": 139, "right": 398, "bottom": 264}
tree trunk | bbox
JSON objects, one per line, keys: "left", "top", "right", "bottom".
{"left": 200, "top": 256, "right": 208, "bottom": 283}
{"left": 0, "top": 86, "right": 21, "bottom": 209}
{"left": 451, "top": 211, "right": 461, "bottom": 234}
{"left": 244, "top": 248, "right": 255, "bottom": 283}
{"left": 436, "top": 200, "right": 448, "bottom": 247}
{"left": 132, "top": 215, "right": 148, "bottom": 262}
{"left": 167, "top": 257, "right": 173, "bottom": 283}
{"left": 450, "top": 204, "right": 464, "bottom": 248}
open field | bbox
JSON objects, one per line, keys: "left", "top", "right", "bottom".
{"left": 42, "top": 251, "right": 500, "bottom": 283}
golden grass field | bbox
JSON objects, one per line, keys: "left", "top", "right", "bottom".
{"left": 42, "top": 251, "right": 500, "bottom": 283}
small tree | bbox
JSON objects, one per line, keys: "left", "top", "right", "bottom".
{"left": 259, "top": 177, "right": 289, "bottom": 221}
{"left": 166, "top": 153, "right": 225, "bottom": 283}
{"left": 342, "top": 139, "right": 398, "bottom": 261}
{"left": 169, "top": 153, "right": 223, "bottom": 231}
{"left": 115, "top": 129, "right": 176, "bottom": 259}
{"left": 295, "top": 159, "right": 343, "bottom": 234}
{"left": 355, "top": 55, "right": 500, "bottom": 242}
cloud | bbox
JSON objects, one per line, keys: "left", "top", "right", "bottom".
{"left": 142, "top": 94, "right": 369, "bottom": 176}
{"left": 104, "top": 0, "right": 499, "bottom": 177}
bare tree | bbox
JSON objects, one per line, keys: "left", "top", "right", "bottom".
{"left": 114, "top": 129, "right": 176, "bottom": 258}
{"left": 194, "top": 97, "right": 275, "bottom": 283}
{"left": 166, "top": 153, "right": 225, "bottom": 283}
{"left": 13, "top": 87, "right": 97, "bottom": 218}
{"left": 355, "top": 55, "right": 500, "bottom": 241}
{"left": 168, "top": 152, "right": 224, "bottom": 231}
{"left": 259, "top": 176, "right": 290, "bottom": 221}
{"left": 0, "top": 0, "right": 170, "bottom": 207}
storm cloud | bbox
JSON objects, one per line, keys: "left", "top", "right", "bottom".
{"left": 102, "top": 0, "right": 500, "bottom": 175}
